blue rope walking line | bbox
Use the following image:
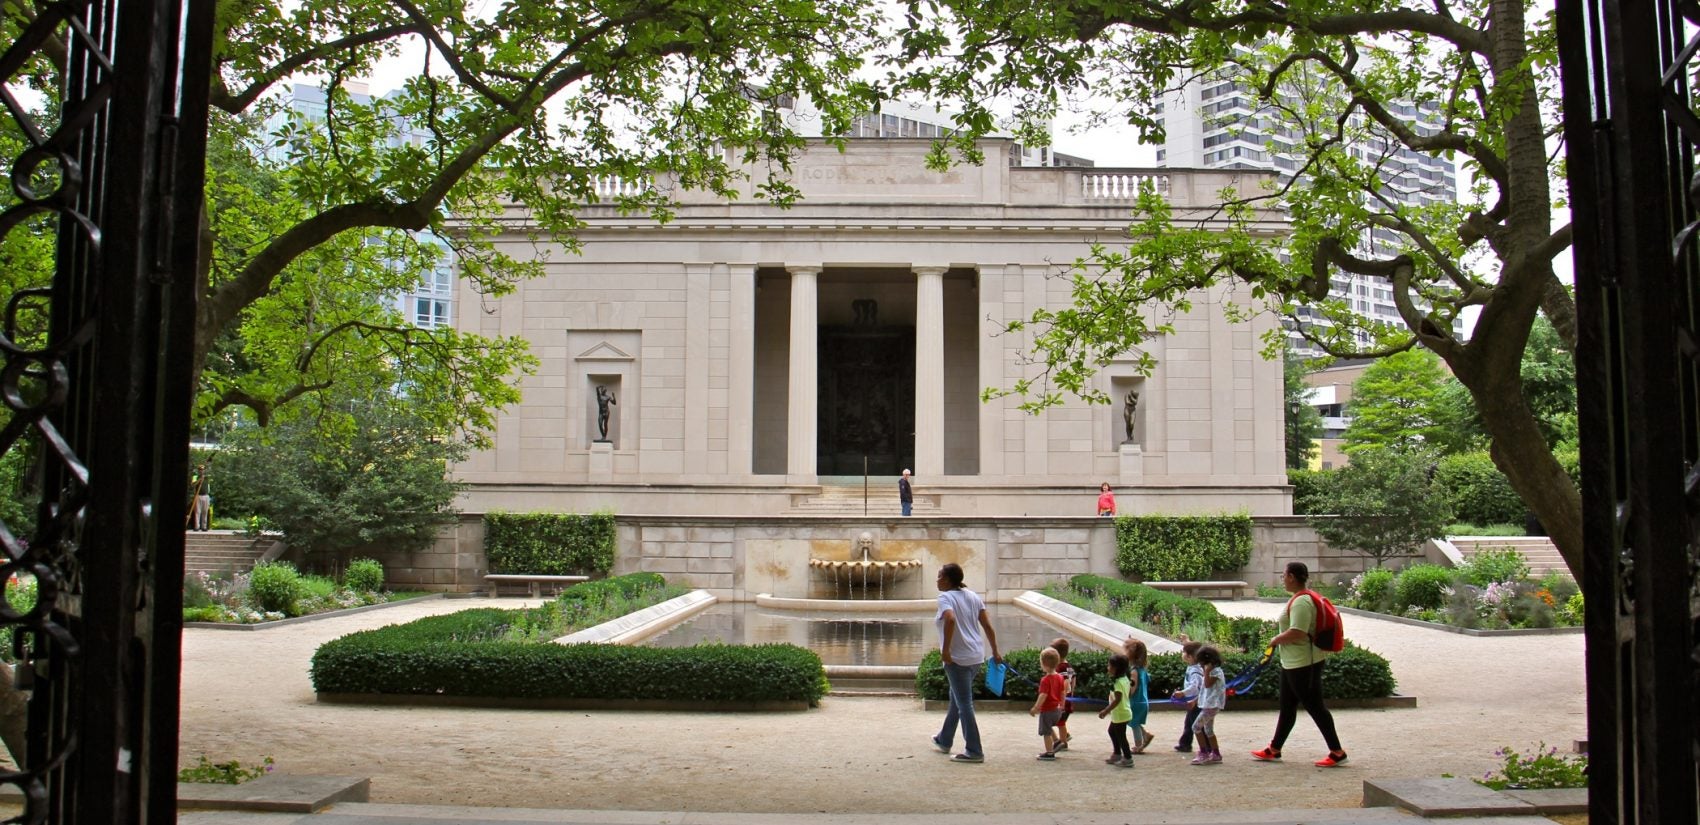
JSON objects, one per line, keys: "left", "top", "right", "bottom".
{"left": 990, "top": 645, "right": 1277, "bottom": 707}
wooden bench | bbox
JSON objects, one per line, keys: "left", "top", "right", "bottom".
{"left": 484, "top": 574, "right": 589, "bottom": 598}
{"left": 1142, "top": 580, "right": 1252, "bottom": 599}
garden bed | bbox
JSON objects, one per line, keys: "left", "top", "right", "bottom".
{"left": 183, "top": 592, "right": 450, "bottom": 631}
{"left": 1333, "top": 604, "right": 1583, "bottom": 637}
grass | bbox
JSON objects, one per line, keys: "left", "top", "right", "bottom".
{"left": 1446, "top": 522, "right": 1527, "bottom": 536}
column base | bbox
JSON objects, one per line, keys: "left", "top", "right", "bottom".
{"left": 1119, "top": 442, "right": 1143, "bottom": 484}
{"left": 589, "top": 441, "right": 614, "bottom": 480}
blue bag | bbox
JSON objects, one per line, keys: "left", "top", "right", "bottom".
{"left": 984, "top": 660, "right": 1006, "bottom": 696}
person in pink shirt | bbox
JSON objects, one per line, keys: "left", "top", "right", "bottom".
{"left": 1097, "top": 483, "right": 1117, "bottom": 517}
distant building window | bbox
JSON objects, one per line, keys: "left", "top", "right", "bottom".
{"left": 414, "top": 298, "right": 450, "bottom": 329}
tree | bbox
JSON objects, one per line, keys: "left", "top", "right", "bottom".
{"left": 1342, "top": 349, "right": 1449, "bottom": 453}
{"left": 215, "top": 393, "right": 469, "bottom": 561}
{"left": 1284, "top": 354, "right": 1323, "bottom": 469}
{"left": 2, "top": 0, "right": 885, "bottom": 440}
{"left": 1307, "top": 448, "right": 1453, "bottom": 567}
{"left": 892, "top": 0, "right": 1586, "bottom": 579}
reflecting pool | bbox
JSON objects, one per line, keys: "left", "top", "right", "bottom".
{"left": 645, "top": 602, "right": 1103, "bottom": 667}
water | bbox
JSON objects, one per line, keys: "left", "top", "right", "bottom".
{"left": 645, "top": 602, "right": 1103, "bottom": 667}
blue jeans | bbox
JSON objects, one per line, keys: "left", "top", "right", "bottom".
{"left": 901, "top": 500, "right": 912, "bottom": 516}
{"left": 935, "top": 661, "right": 983, "bottom": 757}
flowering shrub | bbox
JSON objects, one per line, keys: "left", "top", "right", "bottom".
{"left": 1347, "top": 569, "right": 1396, "bottom": 612}
{"left": 1476, "top": 743, "right": 1587, "bottom": 790}
{"left": 183, "top": 564, "right": 409, "bottom": 625}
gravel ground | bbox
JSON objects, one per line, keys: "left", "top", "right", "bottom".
{"left": 177, "top": 597, "right": 1584, "bottom": 814}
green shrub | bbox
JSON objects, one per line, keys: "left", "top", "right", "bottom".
{"left": 484, "top": 511, "right": 616, "bottom": 576}
{"left": 1435, "top": 452, "right": 1526, "bottom": 526}
{"left": 178, "top": 755, "right": 274, "bottom": 785}
{"left": 1288, "top": 469, "right": 1338, "bottom": 515}
{"left": 183, "top": 605, "right": 224, "bottom": 623}
{"left": 345, "top": 558, "right": 384, "bottom": 593}
{"left": 310, "top": 608, "right": 827, "bottom": 704}
{"left": 915, "top": 645, "right": 1394, "bottom": 702}
{"left": 248, "top": 561, "right": 304, "bottom": 615}
{"left": 1564, "top": 593, "right": 1584, "bottom": 624}
{"left": 1393, "top": 564, "right": 1455, "bottom": 611}
{"left": 1457, "top": 548, "right": 1530, "bottom": 587}
{"left": 1349, "top": 568, "right": 1396, "bottom": 611}
{"left": 1114, "top": 514, "right": 1252, "bottom": 580}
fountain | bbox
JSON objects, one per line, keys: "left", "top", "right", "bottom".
{"left": 807, "top": 531, "right": 923, "bottom": 599}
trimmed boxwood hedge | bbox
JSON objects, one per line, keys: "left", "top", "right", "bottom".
{"left": 484, "top": 511, "right": 616, "bottom": 576}
{"left": 310, "top": 605, "right": 829, "bottom": 705}
{"left": 916, "top": 644, "right": 1394, "bottom": 702}
{"left": 1114, "top": 514, "right": 1252, "bottom": 580}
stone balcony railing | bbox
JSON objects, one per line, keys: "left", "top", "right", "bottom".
{"left": 568, "top": 138, "right": 1276, "bottom": 213}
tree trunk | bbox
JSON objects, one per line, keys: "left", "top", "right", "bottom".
{"left": 1462, "top": 366, "right": 1585, "bottom": 582}
{"left": 0, "top": 662, "right": 28, "bottom": 767}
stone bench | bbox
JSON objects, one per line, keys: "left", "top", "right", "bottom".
{"left": 1142, "top": 580, "right": 1251, "bottom": 599}
{"left": 484, "top": 574, "right": 589, "bottom": 598}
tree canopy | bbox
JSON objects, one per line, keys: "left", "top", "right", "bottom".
{"left": 1343, "top": 349, "right": 1450, "bottom": 454}
{"left": 891, "top": 0, "right": 1584, "bottom": 578}
{"left": 1284, "top": 354, "right": 1323, "bottom": 469}
{"left": 2, "top": 0, "right": 885, "bottom": 442}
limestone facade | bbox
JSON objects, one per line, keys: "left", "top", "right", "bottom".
{"left": 454, "top": 138, "right": 1291, "bottom": 519}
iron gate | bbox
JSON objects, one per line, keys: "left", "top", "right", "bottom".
{"left": 1557, "top": 0, "right": 1700, "bottom": 821}
{"left": 0, "top": 0, "right": 212, "bottom": 822}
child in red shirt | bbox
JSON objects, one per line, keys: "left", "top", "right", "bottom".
{"left": 1050, "top": 637, "right": 1076, "bottom": 750}
{"left": 1030, "top": 647, "right": 1068, "bottom": 760}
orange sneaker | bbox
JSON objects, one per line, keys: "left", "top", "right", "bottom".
{"left": 1314, "top": 751, "right": 1348, "bottom": 767}
{"left": 1249, "top": 746, "right": 1282, "bottom": 761}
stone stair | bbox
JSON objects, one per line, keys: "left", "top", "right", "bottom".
{"left": 1447, "top": 535, "right": 1571, "bottom": 578}
{"left": 788, "top": 481, "right": 942, "bottom": 517}
{"left": 184, "top": 530, "right": 274, "bottom": 577}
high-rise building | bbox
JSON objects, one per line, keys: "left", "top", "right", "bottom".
{"left": 264, "top": 82, "right": 453, "bottom": 330}
{"left": 1158, "top": 75, "right": 1462, "bottom": 358}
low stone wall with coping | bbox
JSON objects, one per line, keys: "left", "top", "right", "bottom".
{"left": 393, "top": 513, "right": 1384, "bottom": 597}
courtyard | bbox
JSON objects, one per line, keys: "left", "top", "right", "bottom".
{"left": 177, "top": 596, "right": 1583, "bottom": 815}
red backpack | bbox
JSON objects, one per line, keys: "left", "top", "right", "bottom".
{"left": 1291, "top": 589, "right": 1345, "bottom": 652}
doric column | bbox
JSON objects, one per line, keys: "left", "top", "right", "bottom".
{"left": 787, "top": 266, "right": 820, "bottom": 478}
{"left": 728, "top": 264, "right": 756, "bottom": 476}
{"left": 914, "top": 265, "right": 947, "bottom": 477}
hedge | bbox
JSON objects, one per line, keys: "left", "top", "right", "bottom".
{"left": 1435, "top": 452, "right": 1524, "bottom": 526}
{"left": 484, "top": 511, "right": 616, "bottom": 576}
{"left": 1114, "top": 514, "right": 1252, "bottom": 580}
{"left": 916, "top": 645, "right": 1395, "bottom": 702}
{"left": 310, "top": 607, "right": 828, "bottom": 704}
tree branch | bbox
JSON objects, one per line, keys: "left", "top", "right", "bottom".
{"left": 211, "top": 25, "right": 424, "bottom": 114}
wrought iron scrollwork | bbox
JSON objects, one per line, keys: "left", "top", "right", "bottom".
{"left": 0, "top": 3, "right": 115, "bottom": 821}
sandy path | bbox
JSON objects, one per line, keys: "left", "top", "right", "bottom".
{"left": 178, "top": 597, "right": 1584, "bottom": 814}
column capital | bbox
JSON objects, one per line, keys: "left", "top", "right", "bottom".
{"left": 912, "top": 265, "right": 949, "bottom": 277}
{"left": 786, "top": 264, "right": 823, "bottom": 276}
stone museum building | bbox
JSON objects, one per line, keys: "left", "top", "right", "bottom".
{"left": 383, "top": 137, "right": 1388, "bottom": 602}
{"left": 452, "top": 138, "right": 1292, "bottom": 526}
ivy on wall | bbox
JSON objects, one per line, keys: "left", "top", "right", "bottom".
{"left": 1114, "top": 514, "right": 1253, "bottom": 580}
{"left": 483, "top": 511, "right": 616, "bottom": 575}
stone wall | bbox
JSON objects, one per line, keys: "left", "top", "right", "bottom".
{"left": 1242, "top": 516, "right": 1423, "bottom": 590}
{"left": 402, "top": 513, "right": 1401, "bottom": 597}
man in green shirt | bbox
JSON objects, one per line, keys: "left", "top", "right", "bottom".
{"left": 1250, "top": 561, "right": 1348, "bottom": 767}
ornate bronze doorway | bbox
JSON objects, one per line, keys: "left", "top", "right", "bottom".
{"left": 816, "top": 326, "right": 914, "bottom": 476}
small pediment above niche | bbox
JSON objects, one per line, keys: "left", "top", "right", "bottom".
{"left": 576, "top": 341, "right": 635, "bottom": 362}
{"left": 1106, "top": 347, "right": 1148, "bottom": 365}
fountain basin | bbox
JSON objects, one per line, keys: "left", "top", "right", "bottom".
{"left": 756, "top": 593, "right": 936, "bottom": 612}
